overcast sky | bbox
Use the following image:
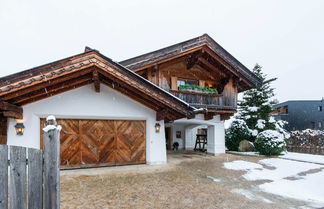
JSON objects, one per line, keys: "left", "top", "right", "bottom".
{"left": 0, "top": 0, "right": 323, "bottom": 102}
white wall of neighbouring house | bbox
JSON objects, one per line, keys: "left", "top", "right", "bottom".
{"left": 7, "top": 84, "right": 167, "bottom": 165}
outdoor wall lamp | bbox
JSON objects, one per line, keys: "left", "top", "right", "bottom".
{"left": 155, "top": 123, "right": 161, "bottom": 133}
{"left": 15, "top": 123, "right": 25, "bottom": 136}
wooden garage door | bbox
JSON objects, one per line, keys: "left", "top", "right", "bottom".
{"left": 40, "top": 119, "right": 146, "bottom": 168}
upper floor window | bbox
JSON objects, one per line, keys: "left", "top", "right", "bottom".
{"left": 177, "top": 79, "right": 198, "bottom": 87}
{"left": 319, "top": 122, "right": 322, "bottom": 128}
{"left": 318, "top": 106, "right": 322, "bottom": 111}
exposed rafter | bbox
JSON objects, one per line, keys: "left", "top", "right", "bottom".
{"left": 185, "top": 50, "right": 202, "bottom": 70}
{"left": 0, "top": 101, "right": 23, "bottom": 119}
{"left": 9, "top": 75, "right": 92, "bottom": 105}
{"left": 92, "top": 70, "right": 100, "bottom": 92}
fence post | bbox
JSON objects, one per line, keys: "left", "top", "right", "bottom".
{"left": 43, "top": 116, "right": 61, "bottom": 209}
{"left": 0, "top": 145, "right": 8, "bottom": 209}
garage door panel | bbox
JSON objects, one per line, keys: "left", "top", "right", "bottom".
{"left": 99, "top": 149, "right": 115, "bottom": 165}
{"left": 115, "top": 150, "right": 131, "bottom": 165}
{"left": 61, "top": 119, "right": 79, "bottom": 135}
{"left": 61, "top": 141, "right": 81, "bottom": 167}
{"left": 80, "top": 145, "right": 99, "bottom": 165}
{"left": 41, "top": 119, "right": 146, "bottom": 168}
{"left": 131, "top": 149, "right": 145, "bottom": 163}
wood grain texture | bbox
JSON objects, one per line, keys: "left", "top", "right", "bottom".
{"left": 41, "top": 119, "right": 146, "bottom": 168}
{"left": 9, "top": 146, "right": 27, "bottom": 209}
{"left": 0, "top": 117, "right": 7, "bottom": 145}
{"left": 28, "top": 148, "right": 43, "bottom": 209}
{"left": 0, "top": 145, "right": 8, "bottom": 209}
{"left": 43, "top": 128, "right": 60, "bottom": 209}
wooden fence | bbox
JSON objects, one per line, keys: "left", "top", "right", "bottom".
{"left": 0, "top": 123, "right": 60, "bottom": 209}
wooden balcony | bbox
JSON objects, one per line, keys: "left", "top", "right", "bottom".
{"left": 169, "top": 90, "right": 237, "bottom": 110}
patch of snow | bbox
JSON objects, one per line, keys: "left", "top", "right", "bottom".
{"left": 244, "top": 115, "right": 251, "bottom": 119}
{"left": 227, "top": 151, "right": 260, "bottom": 156}
{"left": 224, "top": 158, "right": 324, "bottom": 205}
{"left": 269, "top": 117, "right": 276, "bottom": 123}
{"left": 43, "top": 125, "right": 62, "bottom": 132}
{"left": 223, "top": 160, "right": 263, "bottom": 170}
{"left": 207, "top": 176, "right": 221, "bottom": 182}
{"left": 292, "top": 129, "right": 324, "bottom": 137}
{"left": 257, "top": 130, "right": 285, "bottom": 142}
{"left": 280, "top": 152, "right": 324, "bottom": 165}
{"left": 232, "top": 189, "right": 273, "bottom": 203}
{"left": 259, "top": 170, "right": 324, "bottom": 204}
{"left": 250, "top": 129, "right": 258, "bottom": 136}
{"left": 247, "top": 106, "right": 259, "bottom": 112}
{"left": 46, "top": 115, "right": 56, "bottom": 121}
{"left": 243, "top": 158, "right": 321, "bottom": 181}
{"left": 256, "top": 119, "right": 266, "bottom": 129}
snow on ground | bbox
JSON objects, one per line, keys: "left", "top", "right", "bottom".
{"left": 232, "top": 189, "right": 273, "bottom": 204}
{"left": 224, "top": 158, "right": 324, "bottom": 205}
{"left": 207, "top": 176, "right": 221, "bottom": 182}
{"left": 243, "top": 158, "right": 321, "bottom": 181}
{"left": 223, "top": 160, "right": 263, "bottom": 170}
{"left": 280, "top": 152, "right": 324, "bottom": 165}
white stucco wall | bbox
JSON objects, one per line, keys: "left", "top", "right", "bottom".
{"left": 172, "top": 114, "right": 225, "bottom": 154}
{"left": 7, "top": 84, "right": 167, "bottom": 164}
{"left": 171, "top": 124, "right": 185, "bottom": 149}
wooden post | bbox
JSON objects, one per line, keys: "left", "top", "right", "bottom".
{"left": 0, "top": 145, "right": 8, "bottom": 209}
{"left": 43, "top": 116, "right": 61, "bottom": 209}
{"left": 28, "top": 148, "right": 43, "bottom": 209}
{"left": 9, "top": 146, "right": 27, "bottom": 209}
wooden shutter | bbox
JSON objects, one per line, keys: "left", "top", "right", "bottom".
{"left": 171, "top": 76, "right": 178, "bottom": 90}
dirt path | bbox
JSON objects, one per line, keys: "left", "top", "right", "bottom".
{"left": 61, "top": 153, "right": 313, "bottom": 209}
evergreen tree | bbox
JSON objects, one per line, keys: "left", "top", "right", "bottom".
{"left": 236, "top": 64, "right": 277, "bottom": 140}
{"left": 225, "top": 64, "right": 289, "bottom": 151}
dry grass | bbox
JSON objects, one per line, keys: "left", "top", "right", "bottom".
{"left": 61, "top": 153, "right": 310, "bottom": 209}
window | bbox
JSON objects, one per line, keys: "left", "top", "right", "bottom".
{"left": 177, "top": 79, "right": 198, "bottom": 87}
{"left": 318, "top": 106, "right": 322, "bottom": 111}
{"left": 319, "top": 122, "right": 322, "bottom": 128}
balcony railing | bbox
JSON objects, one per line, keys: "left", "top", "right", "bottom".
{"left": 169, "top": 90, "right": 237, "bottom": 109}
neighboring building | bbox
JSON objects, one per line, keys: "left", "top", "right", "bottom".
{"left": 272, "top": 99, "right": 324, "bottom": 131}
{"left": 0, "top": 34, "right": 261, "bottom": 168}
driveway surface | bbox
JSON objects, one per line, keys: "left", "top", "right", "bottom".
{"left": 61, "top": 151, "right": 322, "bottom": 209}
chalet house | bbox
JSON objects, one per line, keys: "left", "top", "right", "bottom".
{"left": 272, "top": 99, "right": 324, "bottom": 131}
{"left": 0, "top": 34, "right": 261, "bottom": 168}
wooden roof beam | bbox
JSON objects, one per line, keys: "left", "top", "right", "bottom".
{"left": 12, "top": 76, "right": 92, "bottom": 105}
{"left": 186, "top": 50, "right": 202, "bottom": 70}
{"left": 0, "top": 101, "right": 22, "bottom": 114}
{"left": 1, "top": 68, "right": 93, "bottom": 101}
{"left": 2, "top": 111, "right": 23, "bottom": 119}
{"left": 92, "top": 70, "right": 100, "bottom": 93}
{"left": 202, "top": 46, "right": 254, "bottom": 88}
{"left": 0, "top": 101, "right": 23, "bottom": 119}
{"left": 197, "top": 57, "right": 228, "bottom": 78}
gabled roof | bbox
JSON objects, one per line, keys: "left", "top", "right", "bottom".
{"left": 0, "top": 49, "right": 195, "bottom": 120}
{"left": 120, "top": 34, "right": 262, "bottom": 91}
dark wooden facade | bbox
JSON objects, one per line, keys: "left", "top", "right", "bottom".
{"left": 121, "top": 37, "right": 255, "bottom": 119}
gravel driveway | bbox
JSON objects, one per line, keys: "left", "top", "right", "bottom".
{"left": 60, "top": 152, "right": 315, "bottom": 209}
